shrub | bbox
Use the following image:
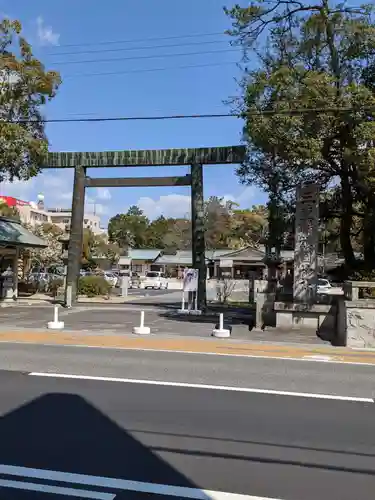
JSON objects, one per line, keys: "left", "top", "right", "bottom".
{"left": 78, "top": 275, "right": 110, "bottom": 297}
{"left": 216, "top": 278, "right": 236, "bottom": 304}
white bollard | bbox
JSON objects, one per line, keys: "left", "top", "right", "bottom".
{"left": 47, "top": 305, "right": 65, "bottom": 330}
{"left": 133, "top": 310, "right": 151, "bottom": 335}
{"left": 66, "top": 285, "right": 72, "bottom": 308}
{"left": 212, "top": 312, "right": 231, "bottom": 338}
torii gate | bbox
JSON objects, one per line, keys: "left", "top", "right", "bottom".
{"left": 43, "top": 146, "right": 246, "bottom": 309}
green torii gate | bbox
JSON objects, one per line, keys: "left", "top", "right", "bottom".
{"left": 43, "top": 146, "right": 246, "bottom": 309}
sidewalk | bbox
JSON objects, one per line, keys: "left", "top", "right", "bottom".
{"left": 1, "top": 293, "right": 146, "bottom": 306}
{"left": 0, "top": 329, "right": 374, "bottom": 365}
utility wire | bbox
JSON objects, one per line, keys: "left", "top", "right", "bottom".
{"left": 63, "top": 61, "right": 239, "bottom": 79}
{"left": 45, "top": 31, "right": 226, "bottom": 50}
{"left": 50, "top": 47, "right": 239, "bottom": 66}
{"left": 44, "top": 39, "right": 230, "bottom": 58}
{"left": 7, "top": 106, "right": 375, "bottom": 124}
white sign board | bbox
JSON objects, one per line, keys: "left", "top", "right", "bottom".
{"left": 183, "top": 268, "right": 198, "bottom": 292}
{"left": 219, "top": 259, "right": 233, "bottom": 268}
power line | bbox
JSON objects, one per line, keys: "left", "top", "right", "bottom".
{"left": 50, "top": 47, "right": 239, "bottom": 67}
{"left": 63, "top": 61, "right": 239, "bottom": 79}
{"left": 45, "top": 31, "right": 225, "bottom": 50}
{"left": 8, "top": 106, "right": 375, "bottom": 124}
{"left": 44, "top": 38, "right": 230, "bottom": 58}
{"left": 64, "top": 61, "right": 238, "bottom": 79}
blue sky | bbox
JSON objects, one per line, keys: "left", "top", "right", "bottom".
{"left": 0, "top": 0, "right": 267, "bottom": 226}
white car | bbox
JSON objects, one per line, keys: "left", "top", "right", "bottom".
{"left": 103, "top": 272, "right": 118, "bottom": 287}
{"left": 115, "top": 270, "right": 140, "bottom": 289}
{"left": 317, "top": 278, "right": 332, "bottom": 294}
{"left": 143, "top": 271, "right": 168, "bottom": 290}
{"left": 315, "top": 278, "right": 344, "bottom": 296}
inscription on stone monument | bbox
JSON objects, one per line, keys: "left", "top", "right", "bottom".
{"left": 293, "top": 183, "right": 319, "bottom": 302}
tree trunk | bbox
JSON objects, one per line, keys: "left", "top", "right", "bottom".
{"left": 363, "top": 195, "right": 375, "bottom": 269}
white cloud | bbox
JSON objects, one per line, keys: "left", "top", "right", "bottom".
{"left": 138, "top": 194, "right": 191, "bottom": 219}
{"left": 92, "top": 203, "right": 108, "bottom": 215}
{"left": 0, "top": 170, "right": 111, "bottom": 216}
{"left": 95, "top": 188, "right": 111, "bottom": 201}
{"left": 136, "top": 186, "right": 258, "bottom": 220}
{"left": 222, "top": 186, "right": 257, "bottom": 207}
{"left": 36, "top": 16, "right": 60, "bottom": 46}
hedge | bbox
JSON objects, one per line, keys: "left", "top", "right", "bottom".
{"left": 78, "top": 275, "right": 111, "bottom": 297}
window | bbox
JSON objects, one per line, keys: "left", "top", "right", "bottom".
{"left": 146, "top": 271, "right": 160, "bottom": 278}
{"left": 318, "top": 279, "right": 330, "bottom": 287}
{"left": 131, "top": 264, "right": 143, "bottom": 273}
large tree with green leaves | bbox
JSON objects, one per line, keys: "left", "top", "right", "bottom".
{"left": 231, "top": 204, "right": 268, "bottom": 248}
{"left": 225, "top": 0, "right": 375, "bottom": 269}
{"left": 0, "top": 18, "right": 61, "bottom": 181}
{"left": 108, "top": 206, "right": 149, "bottom": 250}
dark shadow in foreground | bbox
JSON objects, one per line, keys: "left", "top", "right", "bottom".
{"left": 0, "top": 392, "right": 204, "bottom": 499}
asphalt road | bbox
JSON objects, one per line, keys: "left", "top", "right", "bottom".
{"left": 0, "top": 343, "right": 374, "bottom": 399}
{"left": 0, "top": 369, "right": 374, "bottom": 499}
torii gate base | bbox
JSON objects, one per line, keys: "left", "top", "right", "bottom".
{"left": 43, "top": 146, "right": 246, "bottom": 310}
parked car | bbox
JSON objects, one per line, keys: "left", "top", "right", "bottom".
{"left": 102, "top": 272, "right": 118, "bottom": 287}
{"left": 113, "top": 270, "right": 141, "bottom": 289}
{"left": 314, "top": 278, "right": 344, "bottom": 296}
{"left": 27, "top": 272, "right": 62, "bottom": 292}
{"left": 142, "top": 271, "right": 168, "bottom": 290}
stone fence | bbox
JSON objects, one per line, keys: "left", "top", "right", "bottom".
{"left": 251, "top": 279, "right": 375, "bottom": 349}
{"left": 337, "top": 281, "right": 375, "bottom": 348}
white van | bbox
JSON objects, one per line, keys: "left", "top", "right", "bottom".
{"left": 143, "top": 271, "right": 168, "bottom": 290}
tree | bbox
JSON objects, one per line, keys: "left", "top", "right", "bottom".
{"left": 146, "top": 216, "right": 178, "bottom": 250}
{"left": 0, "top": 200, "right": 20, "bottom": 220}
{"left": 108, "top": 206, "right": 149, "bottom": 250}
{"left": 203, "top": 196, "right": 233, "bottom": 249}
{"left": 164, "top": 217, "right": 191, "bottom": 251}
{"left": 0, "top": 18, "right": 61, "bottom": 181}
{"left": 25, "top": 222, "right": 63, "bottom": 268}
{"left": 81, "top": 228, "right": 96, "bottom": 268}
{"left": 91, "top": 233, "right": 120, "bottom": 266}
{"left": 225, "top": 0, "right": 375, "bottom": 269}
{"left": 231, "top": 205, "right": 268, "bottom": 248}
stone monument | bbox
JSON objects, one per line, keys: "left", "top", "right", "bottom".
{"left": 293, "top": 183, "right": 319, "bottom": 302}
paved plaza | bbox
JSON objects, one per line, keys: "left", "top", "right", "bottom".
{"left": 0, "top": 302, "right": 323, "bottom": 344}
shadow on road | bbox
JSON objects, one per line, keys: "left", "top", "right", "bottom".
{"left": 126, "top": 426, "right": 375, "bottom": 460}
{"left": 122, "top": 299, "right": 255, "bottom": 330}
{"left": 0, "top": 392, "right": 204, "bottom": 498}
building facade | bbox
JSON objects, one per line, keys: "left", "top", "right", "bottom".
{"left": 0, "top": 196, "right": 105, "bottom": 235}
{"left": 47, "top": 207, "right": 104, "bottom": 235}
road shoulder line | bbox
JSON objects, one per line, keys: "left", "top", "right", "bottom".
{"left": 28, "top": 372, "right": 375, "bottom": 402}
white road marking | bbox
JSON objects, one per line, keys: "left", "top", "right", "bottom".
{"left": 0, "top": 478, "right": 115, "bottom": 499}
{"left": 29, "top": 372, "right": 374, "bottom": 402}
{"left": 3, "top": 340, "right": 375, "bottom": 366}
{"left": 303, "top": 355, "right": 335, "bottom": 362}
{"left": 0, "top": 464, "right": 281, "bottom": 499}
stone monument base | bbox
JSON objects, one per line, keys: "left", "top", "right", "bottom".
{"left": 274, "top": 302, "right": 336, "bottom": 332}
